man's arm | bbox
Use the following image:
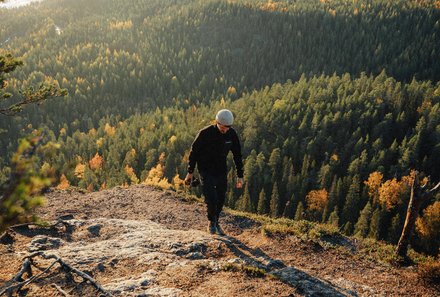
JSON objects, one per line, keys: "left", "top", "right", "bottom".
{"left": 185, "top": 129, "right": 204, "bottom": 184}
{"left": 231, "top": 130, "right": 244, "bottom": 188}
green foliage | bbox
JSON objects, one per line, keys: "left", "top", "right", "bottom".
{"left": 0, "top": 132, "right": 59, "bottom": 232}
{"left": 0, "top": 53, "right": 67, "bottom": 116}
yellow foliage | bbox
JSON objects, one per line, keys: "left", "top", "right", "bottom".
{"left": 74, "top": 163, "right": 86, "bottom": 179}
{"left": 125, "top": 165, "right": 139, "bottom": 184}
{"left": 59, "top": 127, "right": 67, "bottom": 136}
{"left": 56, "top": 174, "right": 70, "bottom": 190}
{"left": 227, "top": 86, "right": 237, "bottom": 95}
{"left": 159, "top": 152, "right": 166, "bottom": 163}
{"left": 104, "top": 123, "right": 116, "bottom": 136}
{"left": 88, "top": 128, "right": 97, "bottom": 136}
{"left": 109, "top": 20, "right": 133, "bottom": 30}
{"left": 173, "top": 174, "right": 184, "bottom": 191}
{"left": 169, "top": 135, "right": 177, "bottom": 144}
{"left": 306, "top": 189, "right": 329, "bottom": 212}
{"left": 143, "top": 163, "right": 171, "bottom": 189}
{"left": 364, "top": 171, "right": 383, "bottom": 204}
{"left": 96, "top": 137, "right": 105, "bottom": 148}
{"left": 220, "top": 97, "right": 226, "bottom": 107}
{"left": 260, "top": 0, "right": 285, "bottom": 12}
{"left": 416, "top": 202, "right": 440, "bottom": 239}
{"left": 330, "top": 154, "right": 339, "bottom": 162}
{"left": 89, "top": 153, "right": 104, "bottom": 171}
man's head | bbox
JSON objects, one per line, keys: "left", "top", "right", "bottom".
{"left": 216, "top": 109, "right": 233, "bottom": 134}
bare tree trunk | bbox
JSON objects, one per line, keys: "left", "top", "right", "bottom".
{"left": 396, "top": 175, "right": 422, "bottom": 259}
{"left": 396, "top": 173, "right": 440, "bottom": 259}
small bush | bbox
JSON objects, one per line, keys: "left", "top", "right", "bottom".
{"left": 222, "top": 263, "right": 267, "bottom": 278}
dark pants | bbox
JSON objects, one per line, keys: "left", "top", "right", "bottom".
{"left": 200, "top": 173, "right": 227, "bottom": 222}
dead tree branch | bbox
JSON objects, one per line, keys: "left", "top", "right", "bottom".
{"left": 0, "top": 252, "right": 111, "bottom": 297}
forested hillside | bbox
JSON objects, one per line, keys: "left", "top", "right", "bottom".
{"left": 1, "top": 0, "right": 439, "bottom": 255}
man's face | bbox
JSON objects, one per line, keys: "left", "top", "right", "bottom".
{"left": 216, "top": 122, "right": 231, "bottom": 134}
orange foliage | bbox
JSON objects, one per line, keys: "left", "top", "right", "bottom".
{"left": 259, "top": 0, "right": 287, "bottom": 12}
{"left": 416, "top": 202, "right": 440, "bottom": 239}
{"left": 306, "top": 189, "right": 329, "bottom": 212}
{"left": 100, "top": 182, "right": 107, "bottom": 190}
{"left": 364, "top": 171, "right": 383, "bottom": 204}
{"left": 74, "top": 163, "right": 86, "bottom": 179}
{"left": 227, "top": 86, "right": 237, "bottom": 95}
{"left": 87, "top": 184, "right": 94, "bottom": 192}
{"left": 56, "top": 174, "right": 70, "bottom": 190}
{"left": 378, "top": 178, "right": 404, "bottom": 210}
{"left": 89, "top": 153, "right": 104, "bottom": 171}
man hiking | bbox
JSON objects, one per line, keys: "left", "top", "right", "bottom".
{"left": 185, "top": 109, "right": 244, "bottom": 235}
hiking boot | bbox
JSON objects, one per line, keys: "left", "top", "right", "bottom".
{"left": 207, "top": 221, "right": 216, "bottom": 234}
{"left": 215, "top": 222, "right": 225, "bottom": 236}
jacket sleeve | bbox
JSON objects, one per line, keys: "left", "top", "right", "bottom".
{"left": 231, "top": 130, "right": 244, "bottom": 178}
{"left": 187, "top": 129, "right": 204, "bottom": 174}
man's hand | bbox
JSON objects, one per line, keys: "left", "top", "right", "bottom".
{"left": 184, "top": 173, "right": 193, "bottom": 186}
{"left": 236, "top": 177, "right": 244, "bottom": 189}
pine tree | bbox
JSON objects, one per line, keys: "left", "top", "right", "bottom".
{"left": 354, "top": 202, "right": 372, "bottom": 238}
{"left": 343, "top": 222, "right": 353, "bottom": 235}
{"left": 257, "top": 189, "right": 268, "bottom": 215}
{"left": 387, "top": 213, "right": 401, "bottom": 244}
{"left": 328, "top": 206, "right": 340, "bottom": 228}
{"left": 342, "top": 175, "right": 362, "bottom": 224}
{"left": 270, "top": 182, "right": 280, "bottom": 218}
{"left": 294, "top": 201, "right": 305, "bottom": 221}
{"left": 236, "top": 184, "right": 253, "bottom": 212}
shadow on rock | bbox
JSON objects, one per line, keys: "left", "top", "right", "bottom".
{"left": 219, "top": 235, "right": 355, "bottom": 296}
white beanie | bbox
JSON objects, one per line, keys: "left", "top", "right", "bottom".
{"left": 216, "top": 109, "right": 234, "bottom": 126}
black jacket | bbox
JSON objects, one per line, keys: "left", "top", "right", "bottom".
{"left": 187, "top": 124, "right": 243, "bottom": 178}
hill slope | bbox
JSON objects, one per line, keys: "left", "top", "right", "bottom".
{"left": 0, "top": 186, "right": 435, "bottom": 296}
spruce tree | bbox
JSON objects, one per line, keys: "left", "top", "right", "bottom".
{"left": 354, "top": 202, "right": 372, "bottom": 238}
{"left": 368, "top": 208, "right": 383, "bottom": 240}
{"left": 342, "top": 175, "right": 362, "bottom": 224}
{"left": 257, "top": 189, "right": 268, "bottom": 215}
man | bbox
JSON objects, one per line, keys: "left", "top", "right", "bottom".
{"left": 185, "top": 109, "right": 244, "bottom": 235}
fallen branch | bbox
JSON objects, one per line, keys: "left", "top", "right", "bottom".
{"left": 0, "top": 251, "right": 111, "bottom": 296}
{"left": 51, "top": 283, "right": 70, "bottom": 297}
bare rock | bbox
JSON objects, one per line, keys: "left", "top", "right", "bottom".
{"left": 28, "top": 235, "right": 64, "bottom": 252}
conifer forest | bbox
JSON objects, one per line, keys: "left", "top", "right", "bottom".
{"left": 1, "top": 0, "right": 439, "bottom": 255}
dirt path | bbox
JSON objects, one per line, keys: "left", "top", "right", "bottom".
{"left": 0, "top": 185, "right": 436, "bottom": 296}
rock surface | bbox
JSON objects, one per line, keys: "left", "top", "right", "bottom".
{"left": 0, "top": 185, "right": 436, "bottom": 296}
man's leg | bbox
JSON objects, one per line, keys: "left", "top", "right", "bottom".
{"left": 214, "top": 175, "right": 228, "bottom": 235}
{"left": 201, "top": 174, "right": 217, "bottom": 233}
